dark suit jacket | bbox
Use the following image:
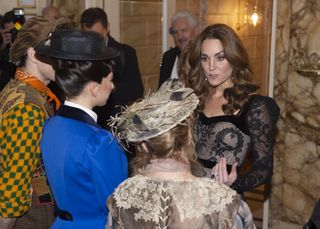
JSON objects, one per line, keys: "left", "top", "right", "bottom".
{"left": 158, "top": 47, "right": 180, "bottom": 88}
{"left": 93, "top": 36, "right": 144, "bottom": 129}
{"left": 0, "top": 46, "right": 16, "bottom": 91}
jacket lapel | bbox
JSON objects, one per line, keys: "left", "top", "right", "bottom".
{"left": 56, "top": 105, "right": 100, "bottom": 128}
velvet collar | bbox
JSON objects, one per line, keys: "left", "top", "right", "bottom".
{"left": 56, "top": 105, "right": 100, "bottom": 128}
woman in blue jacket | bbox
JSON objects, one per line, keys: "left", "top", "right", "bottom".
{"left": 37, "top": 29, "right": 128, "bottom": 229}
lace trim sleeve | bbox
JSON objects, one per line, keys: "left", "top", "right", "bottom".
{"left": 231, "top": 96, "right": 279, "bottom": 193}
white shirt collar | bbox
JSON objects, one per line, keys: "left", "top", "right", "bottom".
{"left": 170, "top": 56, "right": 179, "bottom": 79}
{"left": 64, "top": 100, "right": 98, "bottom": 122}
{"left": 105, "top": 36, "right": 109, "bottom": 46}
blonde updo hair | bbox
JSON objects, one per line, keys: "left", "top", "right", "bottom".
{"left": 130, "top": 117, "right": 200, "bottom": 175}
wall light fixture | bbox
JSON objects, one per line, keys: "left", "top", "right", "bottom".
{"left": 237, "top": 0, "right": 262, "bottom": 30}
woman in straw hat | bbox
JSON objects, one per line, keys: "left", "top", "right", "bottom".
{"left": 107, "top": 85, "right": 255, "bottom": 228}
{"left": 36, "top": 29, "right": 128, "bottom": 229}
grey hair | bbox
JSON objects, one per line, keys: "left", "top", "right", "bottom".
{"left": 171, "top": 11, "right": 198, "bottom": 28}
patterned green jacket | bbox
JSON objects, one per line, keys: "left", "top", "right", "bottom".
{"left": 0, "top": 78, "right": 53, "bottom": 217}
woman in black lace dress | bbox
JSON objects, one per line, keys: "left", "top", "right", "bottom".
{"left": 186, "top": 23, "right": 280, "bottom": 194}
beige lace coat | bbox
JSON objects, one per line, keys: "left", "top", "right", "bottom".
{"left": 107, "top": 175, "right": 255, "bottom": 229}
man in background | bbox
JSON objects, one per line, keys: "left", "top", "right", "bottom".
{"left": 0, "top": 9, "right": 25, "bottom": 91}
{"left": 80, "top": 7, "right": 144, "bottom": 129}
{"left": 41, "top": 6, "right": 61, "bottom": 19}
{"left": 158, "top": 10, "right": 198, "bottom": 87}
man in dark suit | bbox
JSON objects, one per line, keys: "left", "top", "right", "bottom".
{"left": 158, "top": 11, "right": 198, "bottom": 88}
{"left": 0, "top": 9, "right": 25, "bottom": 91}
{"left": 80, "top": 7, "right": 144, "bottom": 129}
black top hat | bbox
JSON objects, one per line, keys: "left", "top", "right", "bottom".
{"left": 35, "top": 29, "right": 119, "bottom": 60}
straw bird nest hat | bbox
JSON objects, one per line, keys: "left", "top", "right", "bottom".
{"left": 110, "top": 83, "right": 199, "bottom": 143}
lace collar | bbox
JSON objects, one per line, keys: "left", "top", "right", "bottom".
{"left": 112, "top": 175, "right": 237, "bottom": 224}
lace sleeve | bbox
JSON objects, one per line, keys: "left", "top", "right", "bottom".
{"left": 231, "top": 96, "right": 279, "bottom": 193}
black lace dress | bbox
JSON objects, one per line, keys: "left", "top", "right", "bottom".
{"left": 193, "top": 95, "right": 280, "bottom": 194}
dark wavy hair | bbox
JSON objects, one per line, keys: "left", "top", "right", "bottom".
{"left": 52, "top": 59, "right": 113, "bottom": 98}
{"left": 186, "top": 23, "right": 258, "bottom": 114}
{"left": 177, "top": 43, "right": 191, "bottom": 84}
{"left": 130, "top": 117, "right": 200, "bottom": 176}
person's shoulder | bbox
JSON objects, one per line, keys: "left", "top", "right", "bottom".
{"left": 250, "top": 94, "right": 274, "bottom": 102}
{"left": 118, "top": 42, "right": 136, "bottom": 53}
{"left": 120, "top": 42, "right": 136, "bottom": 52}
{"left": 248, "top": 94, "right": 280, "bottom": 122}
{"left": 249, "top": 94, "right": 279, "bottom": 109}
{"left": 108, "top": 36, "right": 136, "bottom": 53}
{"left": 87, "top": 126, "right": 123, "bottom": 149}
{"left": 109, "top": 175, "right": 145, "bottom": 202}
{"left": 0, "top": 79, "right": 46, "bottom": 116}
{"left": 179, "top": 178, "right": 242, "bottom": 216}
{"left": 115, "top": 174, "right": 145, "bottom": 188}
{"left": 47, "top": 110, "right": 106, "bottom": 136}
{"left": 163, "top": 46, "right": 180, "bottom": 56}
{"left": 83, "top": 122, "right": 112, "bottom": 137}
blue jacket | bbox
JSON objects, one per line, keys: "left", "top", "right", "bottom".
{"left": 40, "top": 105, "right": 128, "bottom": 229}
